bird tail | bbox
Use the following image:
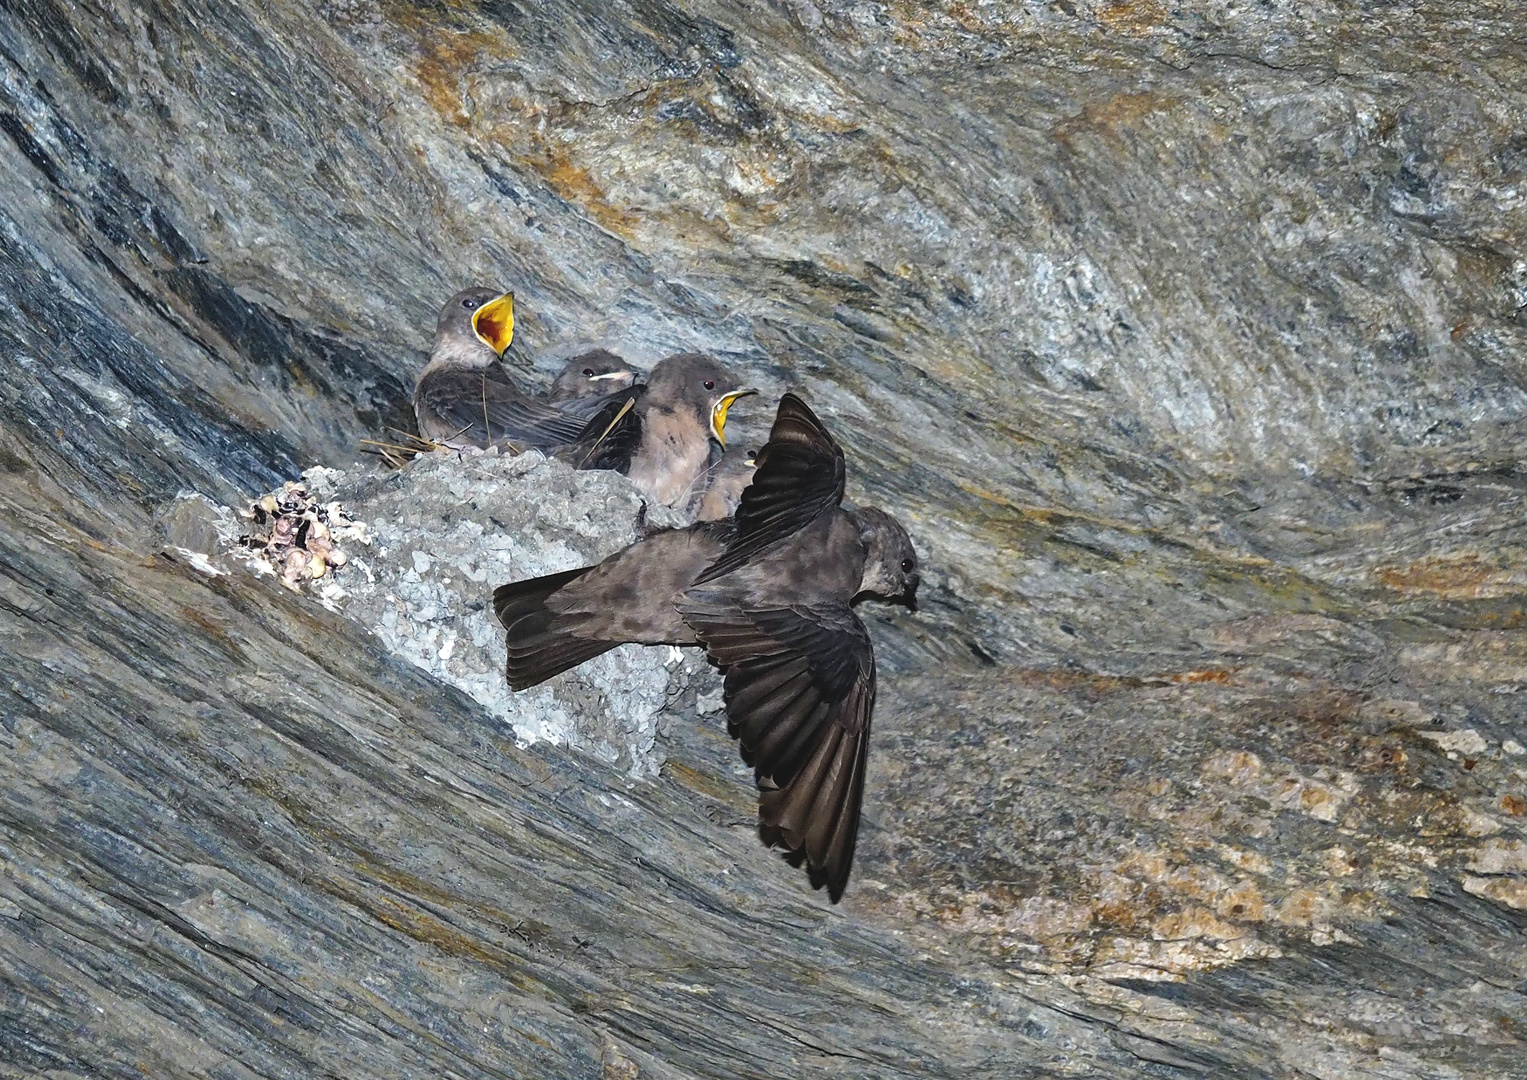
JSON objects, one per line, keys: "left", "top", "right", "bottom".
{"left": 493, "top": 567, "right": 620, "bottom": 689}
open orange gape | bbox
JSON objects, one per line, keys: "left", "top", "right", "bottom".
{"left": 470, "top": 292, "right": 515, "bottom": 355}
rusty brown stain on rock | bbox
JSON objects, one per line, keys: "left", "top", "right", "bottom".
{"left": 1151, "top": 906, "right": 1251, "bottom": 944}
{"left": 1164, "top": 668, "right": 1234, "bottom": 685}
{"left": 1097, "top": 1, "right": 1168, "bottom": 34}
{"left": 1012, "top": 665, "right": 1233, "bottom": 693}
{"left": 1055, "top": 90, "right": 1183, "bottom": 148}
{"left": 662, "top": 759, "right": 751, "bottom": 809}
{"left": 1375, "top": 552, "right": 1527, "bottom": 599}
{"left": 178, "top": 604, "right": 248, "bottom": 664}
{"left": 412, "top": 33, "right": 492, "bottom": 129}
{"left": 532, "top": 154, "right": 640, "bottom": 238}
{"left": 320, "top": 869, "right": 528, "bottom": 973}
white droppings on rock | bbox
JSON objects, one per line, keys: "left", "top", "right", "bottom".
{"left": 1422, "top": 729, "right": 1488, "bottom": 757}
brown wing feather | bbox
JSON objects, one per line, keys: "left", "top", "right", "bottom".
{"left": 693, "top": 393, "right": 845, "bottom": 584}
{"left": 681, "top": 595, "right": 875, "bottom": 902}
{"left": 560, "top": 385, "right": 645, "bottom": 472}
{"left": 417, "top": 366, "right": 600, "bottom": 449}
{"left": 757, "top": 704, "right": 870, "bottom": 902}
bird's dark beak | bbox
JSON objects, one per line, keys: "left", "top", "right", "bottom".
{"left": 710, "top": 389, "right": 756, "bottom": 447}
{"left": 471, "top": 292, "right": 515, "bottom": 355}
{"left": 904, "top": 575, "right": 920, "bottom": 613}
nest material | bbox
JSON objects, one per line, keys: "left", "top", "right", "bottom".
{"left": 232, "top": 479, "right": 371, "bottom": 596}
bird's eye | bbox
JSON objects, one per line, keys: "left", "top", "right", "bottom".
{"left": 901, "top": 558, "right": 915, "bottom": 573}
{"left": 462, "top": 297, "right": 476, "bottom": 309}
{"left": 582, "top": 367, "right": 595, "bottom": 377}
{"left": 703, "top": 379, "right": 715, "bottom": 390}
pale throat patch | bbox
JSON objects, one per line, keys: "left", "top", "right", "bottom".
{"left": 628, "top": 408, "right": 712, "bottom": 507}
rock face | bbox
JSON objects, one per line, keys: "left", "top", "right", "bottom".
{"left": 1, "top": 1, "right": 1525, "bottom": 1078}
{"left": 304, "top": 455, "right": 707, "bottom": 775}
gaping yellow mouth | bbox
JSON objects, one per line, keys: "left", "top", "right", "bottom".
{"left": 471, "top": 293, "right": 515, "bottom": 355}
{"left": 709, "top": 389, "right": 756, "bottom": 446}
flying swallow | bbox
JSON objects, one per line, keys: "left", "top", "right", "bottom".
{"left": 495, "top": 394, "right": 919, "bottom": 901}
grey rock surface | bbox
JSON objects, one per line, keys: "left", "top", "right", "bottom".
{"left": 2, "top": 0, "right": 1526, "bottom": 1077}
{"left": 301, "top": 453, "right": 706, "bottom": 775}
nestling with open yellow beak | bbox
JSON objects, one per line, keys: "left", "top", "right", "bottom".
{"left": 412, "top": 288, "right": 616, "bottom": 451}
{"left": 562, "top": 353, "right": 755, "bottom": 508}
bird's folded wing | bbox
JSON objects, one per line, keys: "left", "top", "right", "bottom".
{"left": 418, "top": 368, "right": 593, "bottom": 448}
{"left": 694, "top": 392, "right": 845, "bottom": 584}
{"left": 680, "top": 594, "right": 874, "bottom": 902}
{"left": 564, "top": 385, "right": 646, "bottom": 472}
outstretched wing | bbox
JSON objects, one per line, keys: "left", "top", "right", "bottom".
{"left": 681, "top": 594, "right": 874, "bottom": 903}
{"left": 416, "top": 366, "right": 592, "bottom": 449}
{"left": 694, "top": 392, "right": 845, "bottom": 584}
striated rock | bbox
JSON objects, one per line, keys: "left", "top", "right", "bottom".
{"left": 2, "top": 0, "right": 1526, "bottom": 1077}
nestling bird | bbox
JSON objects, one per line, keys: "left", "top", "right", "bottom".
{"left": 563, "top": 352, "right": 755, "bottom": 508}
{"left": 413, "top": 288, "right": 621, "bottom": 451}
{"left": 550, "top": 348, "right": 640, "bottom": 401}
{"left": 693, "top": 446, "right": 757, "bottom": 522}
{"left": 495, "top": 394, "right": 919, "bottom": 901}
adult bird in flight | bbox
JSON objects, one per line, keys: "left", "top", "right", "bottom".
{"left": 494, "top": 393, "right": 919, "bottom": 901}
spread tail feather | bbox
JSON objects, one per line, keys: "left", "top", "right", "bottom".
{"left": 493, "top": 567, "right": 619, "bottom": 689}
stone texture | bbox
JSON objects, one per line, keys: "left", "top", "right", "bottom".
{"left": 300, "top": 454, "right": 704, "bottom": 775}
{"left": 2, "top": 1, "right": 1526, "bottom": 1077}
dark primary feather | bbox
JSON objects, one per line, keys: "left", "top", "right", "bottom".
{"left": 760, "top": 715, "right": 869, "bottom": 902}
{"left": 694, "top": 392, "right": 845, "bottom": 584}
{"left": 680, "top": 595, "right": 875, "bottom": 902}
{"left": 563, "top": 384, "right": 646, "bottom": 471}
{"left": 416, "top": 366, "right": 594, "bottom": 449}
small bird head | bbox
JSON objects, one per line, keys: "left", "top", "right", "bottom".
{"left": 646, "top": 353, "right": 756, "bottom": 447}
{"left": 851, "top": 507, "right": 919, "bottom": 610}
{"left": 436, "top": 287, "right": 515, "bottom": 357}
{"left": 550, "top": 349, "right": 639, "bottom": 398}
